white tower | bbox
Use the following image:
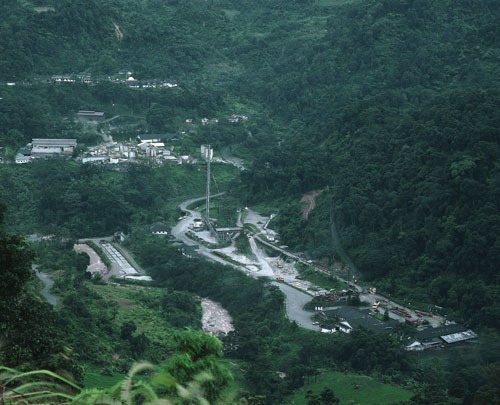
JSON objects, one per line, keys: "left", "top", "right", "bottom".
{"left": 201, "top": 145, "right": 213, "bottom": 222}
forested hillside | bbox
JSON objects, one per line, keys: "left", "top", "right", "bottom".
{"left": 235, "top": 0, "right": 500, "bottom": 328}
{"left": 1, "top": 0, "right": 500, "bottom": 403}
{"left": 0, "top": 0, "right": 232, "bottom": 80}
{"left": 0, "top": 160, "right": 241, "bottom": 236}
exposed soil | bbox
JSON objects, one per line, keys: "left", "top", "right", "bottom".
{"left": 74, "top": 243, "right": 107, "bottom": 275}
{"left": 301, "top": 190, "right": 322, "bottom": 220}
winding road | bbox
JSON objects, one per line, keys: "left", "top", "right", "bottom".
{"left": 34, "top": 264, "right": 57, "bottom": 306}
{"left": 221, "top": 146, "right": 245, "bottom": 171}
{"left": 171, "top": 196, "right": 319, "bottom": 330}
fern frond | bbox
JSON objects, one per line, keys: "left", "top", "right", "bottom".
{"left": 120, "top": 361, "right": 154, "bottom": 405}
{"left": 4, "top": 368, "right": 82, "bottom": 392}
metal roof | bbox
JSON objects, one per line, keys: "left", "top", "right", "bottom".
{"left": 32, "top": 138, "right": 77, "bottom": 146}
{"left": 77, "top": 110, "right": 105, "bottom": 117}
{"left": 323, "top": 307, "right": 397, "bottom": 334}
{"left": 441, "top": 330, "right": 478, "bottom": 344}
{"left": 414, "top": 323, "right": 468, "bottom": 341}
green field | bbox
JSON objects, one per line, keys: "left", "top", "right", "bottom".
{"left": 83, "top": 366, "right": 125, "bottom": 389}
{"left": 287, "top": 371, "right": 414, "bottom": 405}
{"left": 297, "top": 265, "right": 345, "bottom": 291}
{"left": 91, "top": 284, "right": 177, "bottom": 343}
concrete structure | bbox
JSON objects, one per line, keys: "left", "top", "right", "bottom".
{"left": 320, "top": 306, "right": 398, "bottom": 335}
{"left": 405, "top": 341, "right": 424, "bottom": 351}
{"left": 214, "top": 227, "right": 243, "bottom": 242}
{"left": 77, "top": 110, "right": 105, "bottom": 121}
{"left": 413, "top": 323, "right": 477, "bottom": 346}
{"left": 31, "top": 138, "right": 77, "bottom": 155}
{"left": 82, "top": 156, "right": 109, "bottom": 164}
{"left": 151, "top": 223, "right": 168, "bottom": 235}
{"left": 193, "top": 218, "right": 204, "bottom": 229}
{"left": 138, "top": 133, "right": 179, "bottom": 142}
{"left": 15, "top": 153, "right": 30, "bottom": 164}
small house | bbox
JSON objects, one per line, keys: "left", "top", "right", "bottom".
{"left": 151, "top": 223, "right": 168, "bottom": 235}
{"left": 15, "top": 153, "right": 30, "bottom": 164}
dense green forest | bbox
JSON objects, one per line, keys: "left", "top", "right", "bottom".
{"left": 1, "top": 0, "right": 500, "bottom": 403}
{"left": 236, "top": 0, "right": 500, "bottom": 329}
{"left": 0, "top": 159, "right": 242, "bottom": 236}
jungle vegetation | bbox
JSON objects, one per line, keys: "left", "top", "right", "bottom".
{"left": 1, "top": 0, "right": 500, "bottom": 403}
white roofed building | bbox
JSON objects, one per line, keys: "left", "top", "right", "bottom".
{"left": 77, "top": 111, "right": 105, "bottom": 121}
{"left": 31, "top": 139, "right": 77, "bottom": 156}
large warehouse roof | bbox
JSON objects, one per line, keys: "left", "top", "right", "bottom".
{"left": 32, "top": 138, "right": 77, "bottom": 147}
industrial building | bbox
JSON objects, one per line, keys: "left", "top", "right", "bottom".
{"left": 406, "top": 323, "right": 478, "bottom": 351}
{"left": 319, "top": 306, "right": 398, "bottom": 335}
{"left": 77, "top": 110, "right": 105, "bottom": 121}
{"left": 31, "top": 138, "right": 77, "bottom": 155}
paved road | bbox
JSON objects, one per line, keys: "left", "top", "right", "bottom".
{"left": 33, "top": 265, "right": 57, "bottom": 306}
{"left": 247, "top": 236, "right": 274, "bottom": 277}
{"left": 171, "top": 193, "right": 226, "bottom": 247}
{"left": 272, "top": 282, "right": 318, "bottom": 330}
{"left": 252, "top": 229, "right": 444, "bottom": 326}
{"left": 172, "top": 197, "right": 319, "bottom": 331}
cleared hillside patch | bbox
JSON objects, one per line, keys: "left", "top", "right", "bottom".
{"left": 83, "top": 366, "right": 125, "bottom": 389}
{"left": 91, "top": 284, "right": 194, "bottom": 343}
{"left": 287, "top": 370, "right": 414, "bottom": 405}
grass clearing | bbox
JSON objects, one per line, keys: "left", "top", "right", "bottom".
{"left": 287, "top": 370, "right": 414, "bottom": 405}
{"left": 82, "top": 360, "right": 246, "bottom": 402}
{"left": 91, "top": 284, "right": 174, "bottom": 343}
{"left": 297, "top": 264, "right": 344, "bottom": 291}
{"left": 83, "top": 365, "right": 125, "bottom": 389}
